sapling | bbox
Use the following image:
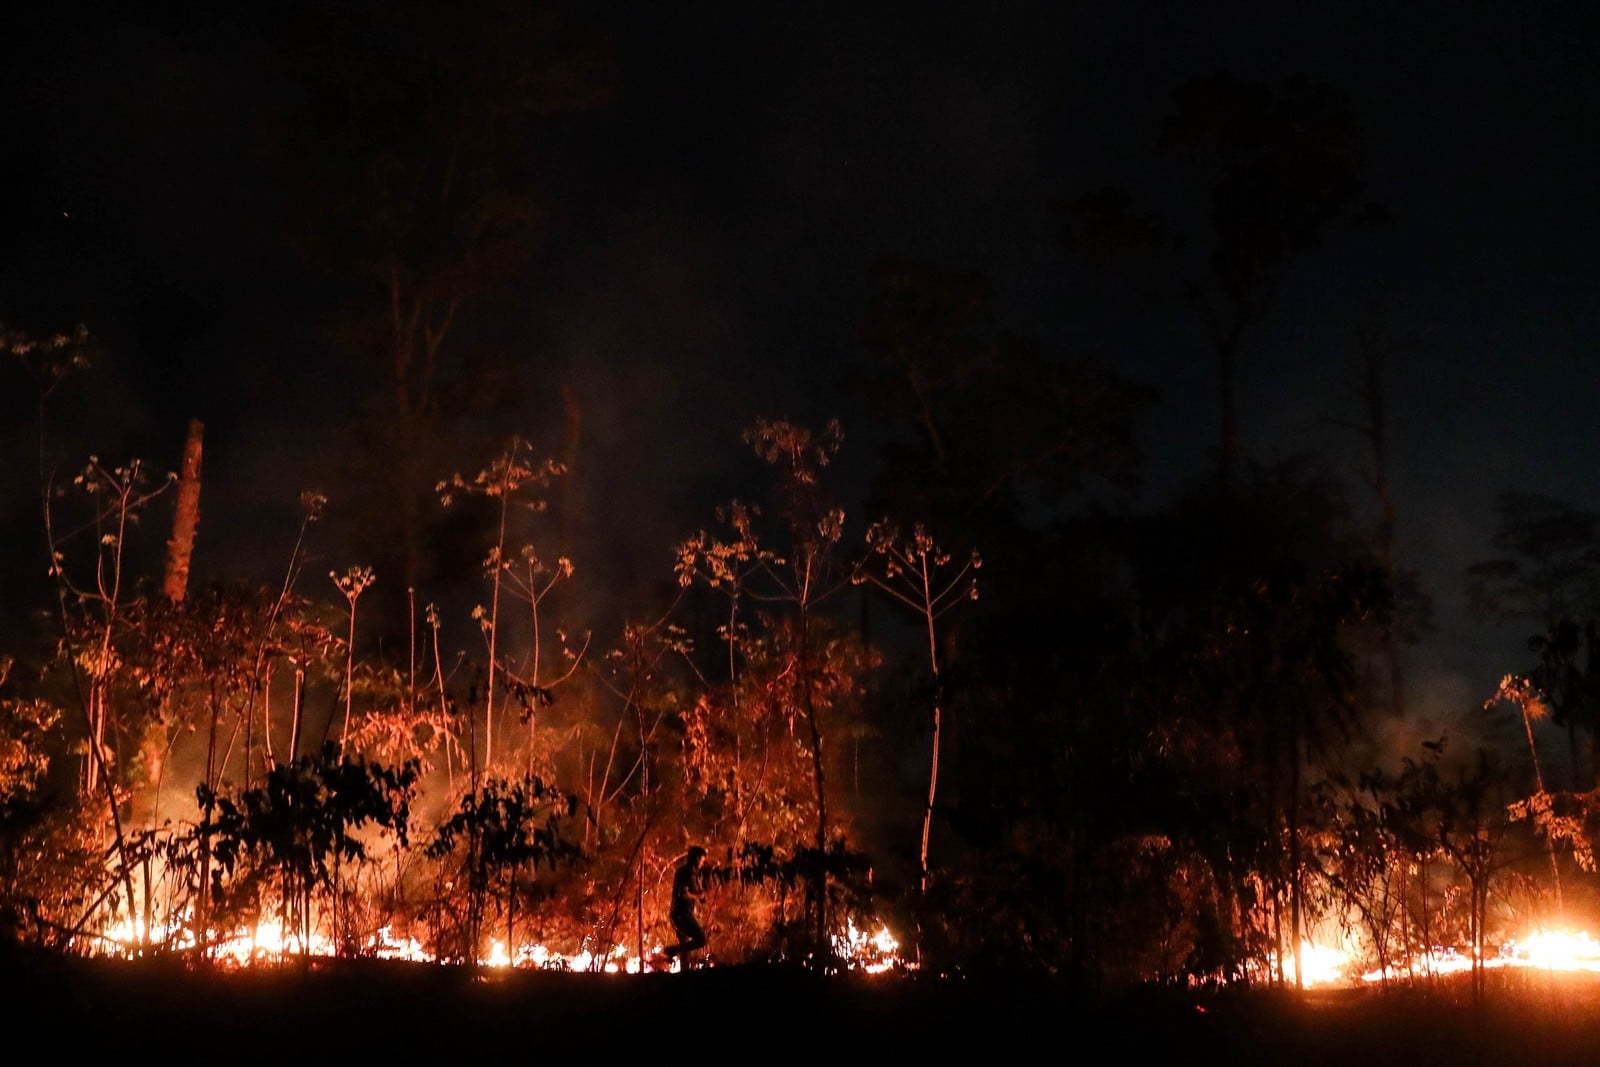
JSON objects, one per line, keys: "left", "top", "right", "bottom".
{"left": 856, "top": 520, "right": 979, "bottom": 910}
{"left": 330, "top": 565, "right": 377, "bottom": 747}
{"left": 437, "top": 436, "right": 564, "bottom": 776}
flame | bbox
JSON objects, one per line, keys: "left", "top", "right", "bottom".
{"left": 92, "top": 910, "right": 903, "bottom": 975}
{"left": 1238, "top": 924, "right": 1600, "bottom": 989}
{"left": 104, "top": 901, "right": 1600, "bottom": 988}
{"left": 1295, "top": 941, "right": 1350, "bottom": 986}
{"left": 1504, "top": 928, "right": 1600, "bottom": 972}
{"left": 95, "top": 910, "right": 1600, "bottom": 987}
{"left": 832, "top": 917, "right": 904, "bottom": 974}
{"left": 1306, "top": 925, "right": 1600, "bottom": 985}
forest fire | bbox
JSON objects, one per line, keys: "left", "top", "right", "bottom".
{"left": 98, "top": 916, "right": 429, "bottom": 966}
{"left": 1266, "top": 928, "right": 1600, "bottom": 988}
{"left": 1352, "top": 927, "right": 1600, "bottom": 982}
{"left": 834, "top": 917, "right": 901, "bottom": 974}
{"left": 1504, "top": 928, "right": 1600, "bottom": 972}
{"left": 7, "top": 321, "right": 1600, "bottom": 997}
{"left": 8, "top": 11, "right": 1600, "bottom": 1062}
{"left": 100, "top": 912, "right": 1600, "bottom": 988}
{"left": 91, "top": 906, "right": 905, "bottom": 975}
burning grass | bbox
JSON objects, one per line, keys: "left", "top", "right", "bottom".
{"left": 88, "top": 912, "right": 903, "bottom": 976}
{"left": 1267, "top": 927, "right": 1600, "bottom": 989}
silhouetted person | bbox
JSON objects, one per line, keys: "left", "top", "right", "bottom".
{"left": 663, "top": 845, "right": 708, "bottom": 966}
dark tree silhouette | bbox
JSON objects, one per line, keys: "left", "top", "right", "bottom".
{"left": 1468, "top": 491, "right": 1600, "bottom": 788}
{"left": 268, "top": 0, "right": 616, "bottom": 606}
{"left": 856, "top": 258, "right": 1153, "bottom": 543}
{"left": 1064, "top": 72, "right": 1384, "bottom": 491}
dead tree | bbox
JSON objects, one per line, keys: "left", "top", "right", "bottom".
{"left": 163, "top": 418, "right": 204, "bottom": 604}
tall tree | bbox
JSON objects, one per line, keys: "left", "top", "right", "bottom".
{"left": 436, "top": 436, "right": 567, "bottom": 777}
{"left": 852, "top": 260, "right": 1153, "bottom": 975}
{"left": 1326, "top": 321, "right": 1433, "bottom": 720}
{"left": 273, "top": 0, "right": 615, "bottom": 601}
{"left": 1064, "top": 72, "right": 1383, "bottom": 490}
{"left": 679, "top": 418, "right": 862, "bottom": 963}
{"left": 1126, "top": 457, "right": 1393, "bottom": 987}
{"left": 856, "top": 258, "right": 1152, "bottom": 544}
{"left": 161, "top": 419, "right": 205, "bottom": 606}
{"left": 856, "top": 521, "right": 979, "bottom": 959}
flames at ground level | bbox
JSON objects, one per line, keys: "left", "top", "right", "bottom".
{"left": 87, "top": 913, "right": 1600, "bottom": 987}
{"left": 91, "top": 914, "right": 904, "bottom": 975}
{"left": 1261, "top": 928, "right": 1600, "bottom": 988}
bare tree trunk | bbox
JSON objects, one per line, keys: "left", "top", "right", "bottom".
{"left": 289, "top": 663, "right": 305, "bottom": 763}
{"left": 920, "top": 640, "right": 941, "bottom": 898}
{"left": 1288, "top": 723, "right": 1304, "bottom": 989}
{"left": 799, "top": 608, "right": 830, "bottom": 962}
{"left": 163, "top": 419, "right": 204, "bottom": 604}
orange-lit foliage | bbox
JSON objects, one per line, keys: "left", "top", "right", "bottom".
{"left": 8, "top": 315, "right": 1599, "bottom": 988}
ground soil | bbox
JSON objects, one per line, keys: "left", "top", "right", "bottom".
{"left": 6, "top": 948, "right": 1600, "bottom": 1064}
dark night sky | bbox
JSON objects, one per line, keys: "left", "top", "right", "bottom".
{"left": 4, "top": 1, "right": 1600, "bottom": 748}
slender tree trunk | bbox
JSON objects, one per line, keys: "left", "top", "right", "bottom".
{"left": 485, "top": 491, "right": 508, "bottom": 772}
{"left": 341, "top": 603, "right": 357, "bottom": 745}
{"left": 197, "top": 683, "right": 224, "bottom": 957}
{"left": 1288, "top": 723, "right": 1304, "bottom": 990}
{"left": 920, "top": 610, "right": 941, "bottom": 898}
{"left": 729, "top": 596, "right": 745, "bottom": 838}
{"left": 507, "top": 871, "right": 516, "bottom": 964}
{"left": 289, "top": 664, "right": 304, "bottom": 763}
{"left": 162, "top": 418, "right": 204, "bottom": 604}
{"left": 799, "top": 606, "right": 830, "bottom": 961}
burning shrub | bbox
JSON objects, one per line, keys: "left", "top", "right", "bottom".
{"left": 199, "top": 742, "right": 418, "bottom": 959}
{"left": 423, "top": 774, "right": 582, "bottom": 964}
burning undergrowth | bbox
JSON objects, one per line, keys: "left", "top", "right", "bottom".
{"left": 3, "top": 344, "right": 1600, "bottom": 993}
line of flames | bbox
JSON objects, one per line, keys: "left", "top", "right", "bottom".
{"left": 91, "top": 915, "right": 904, "bottom": 976}
{"left": 1269, "top": 928, "right": 1600, "bottom": 987}
{"left": 96, "top": 912, "right": 1600, "bottom": 986}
